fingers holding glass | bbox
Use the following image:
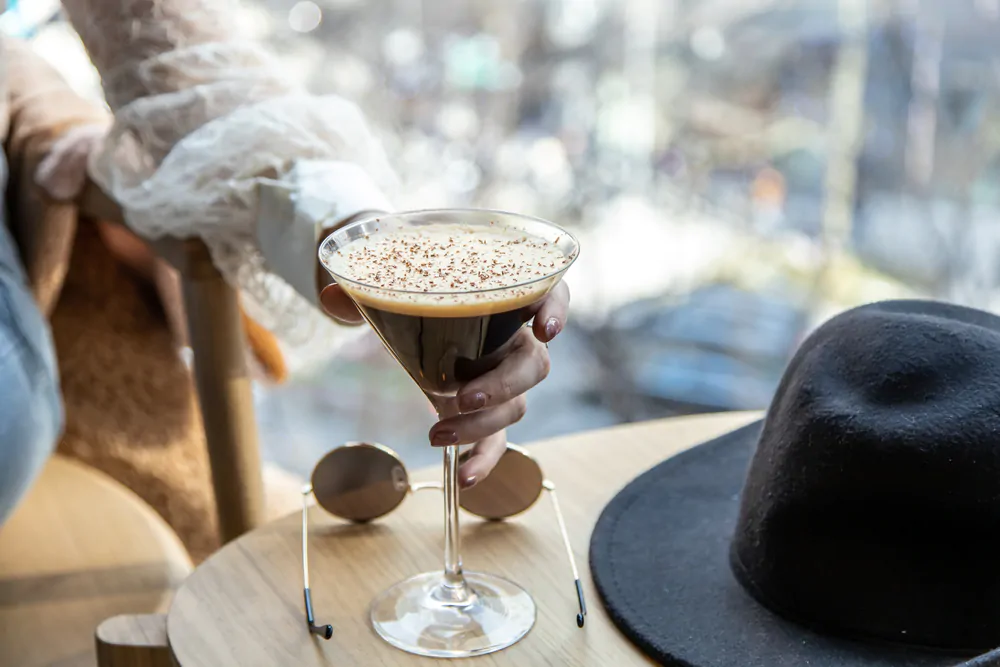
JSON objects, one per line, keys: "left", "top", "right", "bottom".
{"left": 434, "top": 329, "right": 548, "bottom": 487}
{"left": 524, "top": 280, "right": 570, "bottom": 343}
{"left": 456, "top": 330, "right": 550, "bottom": 414}
{"left": 430, "top": 396, "right": 526, "bottom": 447}
{"left": 454, "top": 431, "right": 508, "bottom": 489}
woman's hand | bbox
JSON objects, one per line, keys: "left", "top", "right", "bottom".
{"left": 34, "top": 123, "right": 108, "bottom": 201}
{"left": 319, "top": 281, "right": 571, "bottom": 488}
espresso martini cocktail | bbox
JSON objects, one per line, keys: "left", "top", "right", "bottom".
{"left": 318, "top": 209, "right": 578, "bottom": 658}
{"left": 322, "top": 220, "right": 574, "bottom": 397}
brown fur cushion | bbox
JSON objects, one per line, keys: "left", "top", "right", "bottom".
{"left": 52, "top": 224, "right": 221, "bottom": 562}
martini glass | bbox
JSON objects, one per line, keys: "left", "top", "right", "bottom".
{"left": 318, "top": 209, "right": 579, "bottom": 657}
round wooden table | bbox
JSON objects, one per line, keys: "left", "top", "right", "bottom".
{"left": 165, "top": 411, "right": 761, "bottom": 666}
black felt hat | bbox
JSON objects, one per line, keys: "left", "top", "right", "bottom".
{"left": 589, "top": 300, "right": 1000, "bottom": 667}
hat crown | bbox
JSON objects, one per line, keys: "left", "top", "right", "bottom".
{"left": 731, "top": 300, "right": 1000, "bottom": 653}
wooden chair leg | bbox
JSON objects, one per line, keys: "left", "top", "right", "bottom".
{"left": 96, "top": 615, "right": 172, "bottom": 667}
{"left": 80, "top": 182, "right": 267, "bottom": 545}
{"left": 180, "top": 242, "right": 265, "bottom": 543}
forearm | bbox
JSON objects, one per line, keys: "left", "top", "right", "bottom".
{"left": 62, "top": 0, "right": 398, "bottom": 312}
{"left": 257, "top": 161, "right": 392, "bottom": 307}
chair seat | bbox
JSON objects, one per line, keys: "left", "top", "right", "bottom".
{"left": 0, "top": 455, "right": 192, "bottom": 667}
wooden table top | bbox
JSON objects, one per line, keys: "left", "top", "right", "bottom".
{"left": 166, "top": 411, "right": 762, "bottom": 666}
{"left": 0, "top": 456, "right": 191, "bottom": 667}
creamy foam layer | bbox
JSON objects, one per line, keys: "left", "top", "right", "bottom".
{"left": 324, "top": 222, "right": 572, "bottom": 316}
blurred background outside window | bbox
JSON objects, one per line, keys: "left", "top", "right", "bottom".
{"left": 12, "top": 0, "right": 1000, "bottom": 476}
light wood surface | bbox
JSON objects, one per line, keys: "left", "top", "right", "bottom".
{"left": 166, "top": 411, "right": 762, "bottom": 666}
{"left": 81, "top": 180, "right": 266, "bottom": 543}
{"left": 96, "top": 614, "right": 172, "bottom": 667}
{"left": 0, "top": 456, "right": 192, "bottom": 667}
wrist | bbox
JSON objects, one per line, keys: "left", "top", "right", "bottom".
{"left": 255, "top": 159, "right": 392, "bottom": 308}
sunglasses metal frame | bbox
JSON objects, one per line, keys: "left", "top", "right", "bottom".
{"left": 299, "top": 441, "right": 587, "bottom": 641}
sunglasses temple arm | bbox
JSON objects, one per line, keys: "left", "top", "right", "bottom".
{"left": 301, "top": 486, "right": 333, "bottom": 640}
{"left": 544, "top": 481, "right": 587, "bottom": 628}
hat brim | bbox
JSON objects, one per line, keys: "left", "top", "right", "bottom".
{"left": 589, "top": 421, "right": 971, "bottom": 667}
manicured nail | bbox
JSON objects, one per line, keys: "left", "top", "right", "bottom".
{"left": 459, "top": 391, "right": 486, "bottom": 413}
{"left": 431, "top": 430, "right": 458, "bottom": 447}
{"left": 461, "top": 474, "right": 478, "bottom": 489}
{"left": 544, "top": 318, "right": 561, "bottom": 341}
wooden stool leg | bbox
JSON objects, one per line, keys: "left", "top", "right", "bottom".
{"left": 180, "top": 243, "right": 265, "bottom": 543}
{"left": 79, "top": 182, "right": 267, "bottom": 545}
{"left": 96, "top": 615, "right": 172, "bottom": 667}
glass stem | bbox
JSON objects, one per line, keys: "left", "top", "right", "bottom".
{"left": 434, "top": 398, "right": 471, "bottom": 604}
{"left": 443, "top": 443, "right": 464, "bottom": 586}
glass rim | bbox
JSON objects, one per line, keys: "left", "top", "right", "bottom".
{"left": 317, "top": 207, "right": 580, "bottom": 298}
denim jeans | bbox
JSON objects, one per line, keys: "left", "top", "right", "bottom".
{"left": 0, "top": 150, "right": 63, "bottom": 526}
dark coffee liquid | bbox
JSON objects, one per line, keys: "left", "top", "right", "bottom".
{"left": 356, "top": 303, "right": 526, "bottom": 397}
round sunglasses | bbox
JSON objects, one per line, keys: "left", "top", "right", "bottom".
{"left": 300, "top": 442, "right": 587, "bottom": 639}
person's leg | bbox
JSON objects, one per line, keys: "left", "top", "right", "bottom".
{"left": 0, "top": 158, "right": 63, "bottom": 526}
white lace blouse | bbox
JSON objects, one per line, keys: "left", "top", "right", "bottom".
{"left": 59, "top": 0, "right": 397, "bottom": 367}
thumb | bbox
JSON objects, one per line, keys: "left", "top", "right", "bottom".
{"left": 320, "top": 284, "right": 364, "bottom": 325}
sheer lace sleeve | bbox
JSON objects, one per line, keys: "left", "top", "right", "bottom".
{"left": 60, "top": 0, "right": 398, "bottom": 367}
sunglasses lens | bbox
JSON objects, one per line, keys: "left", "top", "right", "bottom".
{"left": 311, "top": 443, "right": 408, "bottom": 522}
{"left": 459, "top": 447, "right": 543, "bottom": 520}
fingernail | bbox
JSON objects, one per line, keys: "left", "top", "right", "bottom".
{"left": 459, "top": 391, "right": 486, "bottom": 413}
{"left": 545, "top": 318, "right": 561, "bottom": 340}
{"left": 431, "top": 430, "right": 458, "bottom": 447}
{"left": 461, "top": 474, "right": 478, "bottom": 489}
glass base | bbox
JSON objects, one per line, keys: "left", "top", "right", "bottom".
{"left": 370, "top": 570, "right": 536, "bottom": 658}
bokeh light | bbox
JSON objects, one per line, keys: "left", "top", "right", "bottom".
{"left": 288, "top": 1, "right": 322, "bottom": 33}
